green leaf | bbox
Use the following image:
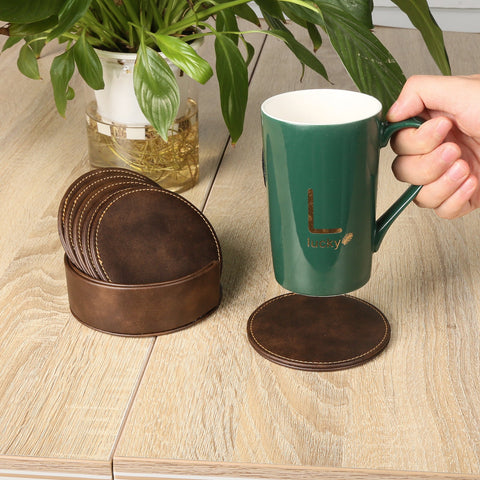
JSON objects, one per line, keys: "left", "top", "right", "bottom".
{"left": 1, "top": 36, "right": 22, "bottom": 52}
{"left": 0, "top": 0, "right": 63, "bottom": 23}
{"left": 307, "top": 22, "right": 322, "bottom": 51}
{"left": 47, "top": 0, "right": 92, "bottom": 41}
{"left": 264, "top": 13, "right": 329, "bottom": 81}
{"left": 268, "top": 28, "right": 328, "bottom": 80}
{"left": 210, "top": 0, "right": 261, "bottom": 26}
{"left": 17, "top": 43, "right": 41, "bottom": 79}
{"left": 280, "top": 2, "right": 325, "bottom": 28}
{"left": 389, "top": 0, "right": 451, "bottom": 75}
{"left": 26, "top": 36, "right": 46, "bottom": 57}
{"left": 133, "top": 44, "right": 180, "bottom": 141}
{"left": 50, "top": 48, "right": 75, "bottom": 116}
{"left": 337, "top": 0, "right": 373, "bottom": 29}
{"left": 73, "top": 33, "right": 104, "bottom": 90}
{"left": 232, "top": 3, "right": 261, "bottom": 27}
{"left": 216, "top": 9, "right": 240, "bottom": 46}
{"left": 152, "top": 34, "right": 213, "bottom": 85}
{"left": 318, "top": 0, "right": 405, "bottom": 111}
{"left": 66, "top": 85, "right": 75, "bottom": 100}
{"left": 244, "top": 40, "right": 255, "bottom": 67}
{"left": 8, "top": 16, "right": 58, "bottom": 36}
{"left": 256, "top": 0, "right": 285, "bottom": 20}
{"left": 214, "top": 33, "right": 248, "bottom": 144}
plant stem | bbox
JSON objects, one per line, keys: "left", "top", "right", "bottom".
{"left": 78, "top": 10, "right": 122, "bottom": 48}
{"left": 159, "top": 0, "right": 318, "bottom": 36}
{"left": 159, "top": 0, "right": 251, "bottom": 35}
{"left": 150, "top": 0, "right": 165, "bottom": 30}
{"left": 121, "top": 0, "right": 141, "bottom": 29}
{"left": 96, "top": 0, "right": 129, "bottom": 32}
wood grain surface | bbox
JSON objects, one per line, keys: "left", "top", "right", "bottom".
{"left": 1, "top": 23, "right": 480, "bottom": 480}
{"left": 0, "top": 25, "right": 263, "bottom": 479}
{"left": 113, "top": 26, "right": 480, "bottom": 479}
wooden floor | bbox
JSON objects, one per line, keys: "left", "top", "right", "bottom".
{"left": 1, "top": 24, "right": 480, "bottom": 480}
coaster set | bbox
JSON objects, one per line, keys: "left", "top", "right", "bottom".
{"left": 59, "top": 168, "right": 222, "bottom": 336}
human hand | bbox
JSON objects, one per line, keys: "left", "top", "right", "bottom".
{"left": 387, "top": 74, "right": 480, "bottom": 219}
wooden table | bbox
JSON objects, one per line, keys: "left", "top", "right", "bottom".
{"left": 1, "top": 24, "right": 480, "bottom": 480}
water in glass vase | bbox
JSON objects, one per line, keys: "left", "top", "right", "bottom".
{"left": 86, "top": 98, "right": 199, "bottom": 193}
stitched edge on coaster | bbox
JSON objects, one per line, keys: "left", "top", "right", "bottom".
{"left": 60, "top": 170, "right": 108, "bottom": 225}
{"left": 60, "top": 168, "right": 148, "bottom": 225}
{"left": 67, "top": 174, "right": 155, "bottom": 252}
{"left": 93, "top": 188, "right": 222, "bottom": 282}
{"left": 248, "top": 293, "right": 389, "bottom": 367}
{"left": 84, "top": 188, "right": 139, "bottom": 280}
{"left": 75, "top": 179, "right": 154, "bottom": 252}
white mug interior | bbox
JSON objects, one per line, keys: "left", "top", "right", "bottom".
{"left": 261, "top": 89, "right": 383, "bottom": 125}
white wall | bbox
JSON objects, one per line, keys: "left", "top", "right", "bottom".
{"left": 251, "top": 1, "right": 480, "bottom": 33}
{"left": 373, "top": 0, "right": 480, "bottom": 33}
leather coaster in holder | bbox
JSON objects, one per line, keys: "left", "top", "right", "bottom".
{"left": 88, "top": 188, "right": 221, "bottom": 284}
{"left": 247, "top": 294, "right": 390, "bottom": 371}
{"left": 59, "top": 168, "right": 158, "bottom": 268}
{"left": 71, "top": 178, "right": 158, "bottom": 273}
{"left": 60, "top": 168, "right": 222, "bottom": 336}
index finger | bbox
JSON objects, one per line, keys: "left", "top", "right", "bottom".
{"left": 387, "top": 75, "right": 477, "bottom": 122}
{"left": 390, "top": 116, "right": 453, "bottom": 156}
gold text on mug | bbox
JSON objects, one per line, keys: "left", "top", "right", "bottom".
{"left": 307, "top": 238, "right": 342, "bottom": 250}
{"left": 307, "top": 232, "right": 354, "bottom": 250}
{"left": 308, "top": 189, "right": 343, "bottom": 234}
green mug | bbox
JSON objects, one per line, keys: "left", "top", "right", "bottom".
{"left": 261, "top": 89, "right": 422, "bottom": 296}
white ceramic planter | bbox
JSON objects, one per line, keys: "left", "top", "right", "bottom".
{"left": 85, "top": 39, "right": 203, "bottom": 193}
{"left": 93, "top": 38, "right": 202, "bottom": 126}
{"left": 94, "top": 50, "right": 146, "bottom": 125}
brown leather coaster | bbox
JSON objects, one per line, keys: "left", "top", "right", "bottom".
{"left": 72, "top": 178, "right": 158, "bottom": 276}
{"left": 247, "top": 294, "right": 390, "bottom": 371}
{"left": 80, "top": 186, "right": 139, "bottom": 279}
{"left": 58, "top": 168, "right": 157, "bottom": 269}
{"left": 89, "top": 188, "right": 221, "bottom": 284}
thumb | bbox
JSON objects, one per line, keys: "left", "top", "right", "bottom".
{"left": 387, "top": 75, "right": 474, "bottom": 122}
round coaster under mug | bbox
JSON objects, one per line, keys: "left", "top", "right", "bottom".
{"left": 247, "top": 294, "right": 390, "bottom": 371}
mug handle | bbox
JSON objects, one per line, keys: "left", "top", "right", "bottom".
{"left": 373, "top": 116, "right": 424, "bottom": 252}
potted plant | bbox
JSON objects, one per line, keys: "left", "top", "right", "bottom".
{"left": 0, "top": 0, "right": 450, "bottom": 190}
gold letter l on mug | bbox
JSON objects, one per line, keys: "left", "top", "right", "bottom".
{"left": 307, "top": 189, "right": 342, "bottom": 234}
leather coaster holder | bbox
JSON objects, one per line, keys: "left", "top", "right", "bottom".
{"left": 247, "top": 294, "right": 390, "bottom": 371}
{"left": 60, "top": 168, "right": 222, "bottom": 336}
{"left": 65, "top": 255, "right": 221, "bottom": 336}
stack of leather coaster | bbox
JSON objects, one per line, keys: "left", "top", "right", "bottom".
{"left": 59, "top": 168, "right": 222, "bottom": 336}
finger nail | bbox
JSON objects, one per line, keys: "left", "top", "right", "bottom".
{"left": 441, "top": 144, "right": 460, "bottom": 164}
{"left": 435, "top": 118, "right": 452, "bottom": 138}
{"left": 447, "top": 161, "right": 469, "bottom": 182}
{"left": 387, "top": 101, "right": 400, "bottom": 119}
{"left": 461, "top": 176, "right": 477, "bottom": 194}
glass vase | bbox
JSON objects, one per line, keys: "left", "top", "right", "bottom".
{"left": 85, "top": 46, "right": 201, "bottom": 193}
